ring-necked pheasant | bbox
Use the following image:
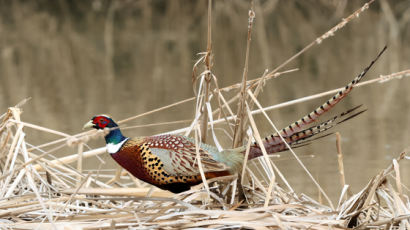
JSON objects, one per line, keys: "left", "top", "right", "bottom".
{"left": 83, "top": 47, "right": 386, "bottom": 193}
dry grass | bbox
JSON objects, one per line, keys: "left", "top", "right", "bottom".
{"left": 0, "top": 106, "right": 409, "bottom": 229}
{"left": 0, "top": 0, "right": 409, "bottom": 229}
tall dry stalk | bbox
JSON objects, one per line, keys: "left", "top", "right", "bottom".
{"left": 232, "top": 2, "right": 255, "bottom": 148}
{"left": 199, "top": 0, "right": 214, "bottom": 143}
{"left": 335, "top": 132, "right": 352, "bottom": 199}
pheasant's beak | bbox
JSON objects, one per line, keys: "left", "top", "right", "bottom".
{"left": 83, "top": 120, "right": 95, "bottom": 130}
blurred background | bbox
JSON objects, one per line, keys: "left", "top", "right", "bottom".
{"left": 0, "top": 0, "right": 409, "bottom": 200}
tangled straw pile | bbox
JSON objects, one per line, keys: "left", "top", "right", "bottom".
{"left": 0, "top": 102, "right": 408, "bottom": 229}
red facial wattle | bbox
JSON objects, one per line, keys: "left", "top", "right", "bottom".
{"left": 93, "top": 116, "right": 110, "bottom": 129}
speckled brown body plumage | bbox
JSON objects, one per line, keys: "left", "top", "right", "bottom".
{"left": 110, "top": 136, "right": 231, "bottom": 193}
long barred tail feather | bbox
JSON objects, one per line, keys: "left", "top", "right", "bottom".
{"left": 272, "top": 46, "right": 387, "bottom": 141}
{"left": 336, "top": 107, "right": 367, "bottom": 124}
{"left": 284, "top": 105, "right": 361, "bottom": 144}
{"left": 290, "top": 107, "right": 367, "bottom": 146}
{"left": 286, "top": 105, "right": 365, "bottom": 144}
{"left": 290, "top": 132, "right": 334, "bottom": 148}
{"left": 247, "top": 46, "right": 386, "bottom": 160}
{"left": 258, "top": 46, "right": 386, "bottom": 149}
{"left": 247, "top": 105, "right": 367, "bottom": 159}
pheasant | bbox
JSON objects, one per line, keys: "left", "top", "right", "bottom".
{"left": 83, "top": 47, "right": 386, "bottom": 193}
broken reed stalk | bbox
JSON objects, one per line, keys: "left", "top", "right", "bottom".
{"left": 240, "top": 133, "right": 253, "bottom": 184}
{"left": 392, "top": 159, "right": 405, "bottom": 202}
{"left": 232, "top": 3, "right": 255, "bottom": 148}
{"left": 194, "top": 123, "right": 211, "bottom": 199}
{"left": 244, "top": 102, "right": 276, "bottom": 207}
{"left": 199, "top": 0, "right": 213, "bottom": 143}
{"left": 106, "top": 165, "right": 123, "bottom": 185}
{"left": 238, "top": 70, "right": 269, "bottom": 142}
{"left": 215, "top": 90, "right": 236, "bottom": 134}
{"left": 76, "top": 142, "right": 84, "bottom": 185}
{"left": 335, "top": 132, "right": 351, "bottom": 198}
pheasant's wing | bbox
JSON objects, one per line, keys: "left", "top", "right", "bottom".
{"left": 143, "top": 135, "right": 229, "bottom": 177}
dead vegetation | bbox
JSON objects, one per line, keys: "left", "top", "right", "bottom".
{"left": 0, "top": 0, "right": 409, "bottom": 229}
